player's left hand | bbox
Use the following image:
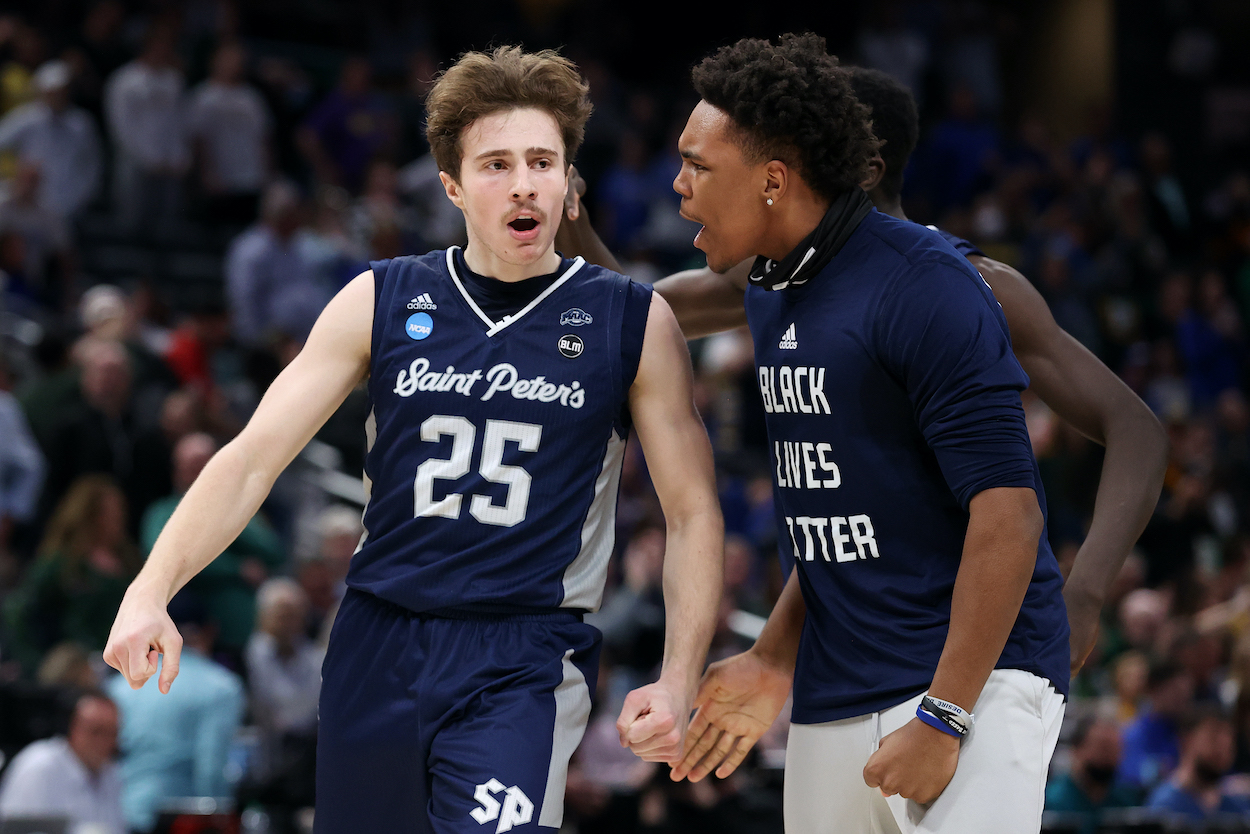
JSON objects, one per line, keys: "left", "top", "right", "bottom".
{"left": 862, "top": 717, "right": 960, "bottom": 806}
{"left": 616, "top": 679, "right": 692, "bottom": 763}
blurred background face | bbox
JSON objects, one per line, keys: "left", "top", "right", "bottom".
{"left": 68, "top": 697, "right": 119, "bottom": 773}
{"left": 212, "top": 43, "right": 245, "bottom": 84}
{"left": 1152, "top": 672, "right": 1196, "bottom": 719}
{"left": 1075, "top": 720, "right": 1122, "bottom": 784}
{"left": 95, "top": 487, "right": 127, "bottom": 548}
{"left": 1187, "top": 718, "right": 1235, "bottom": 784}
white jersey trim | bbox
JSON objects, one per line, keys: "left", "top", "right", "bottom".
{"left": 561, "top": 431, "right": 626, "bottom": 610}
{"left": 537, "top": 648, "right": 592, "bottom": 828}
{"left": 444, "top": 246, "right": 587, "bottom": 337}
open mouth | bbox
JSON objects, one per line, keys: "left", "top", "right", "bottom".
{"left": 508, "top": 217, "right": 539, "bottom": 232}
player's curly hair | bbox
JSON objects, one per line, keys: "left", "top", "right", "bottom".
{"left": 425, "top": 45, "right": 592, "bottom": 182}
{"left": 691, "top": 33, "right": 881, "bottom": 203}
{"left": 847, "top": 67, "right": 919, "bottom": 202}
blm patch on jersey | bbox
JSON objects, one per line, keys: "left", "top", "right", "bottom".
{"left": 558, "top": 334, "right": 584, "bottom": 358}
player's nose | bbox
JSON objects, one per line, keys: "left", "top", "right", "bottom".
{"left": 511, "top": 166, "right": 538, "bottom": 200}
{"left": 672, "top": 168, "right": 691, "bottom": 198}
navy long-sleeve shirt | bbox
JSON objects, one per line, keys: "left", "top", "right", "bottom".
{"left": 746, "top": 209, "right": 1069, "bottom": 723}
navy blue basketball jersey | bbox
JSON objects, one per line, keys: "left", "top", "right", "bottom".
{"left": 349, "top": 248, "right": 652, "bottom": 614}
{"left": 926, "top": 225, "right": 986, "bottom": 259}
{"left": 746, "top": 210, "right": 1069, "bottom": 724}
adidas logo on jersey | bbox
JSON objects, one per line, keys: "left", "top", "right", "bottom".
{"left": 778, "top": 323, "right": 798, "bottom": 350}
{"left": 471, "top": 779, "right": 532, "bottom": 833}
{"left": 407, "top": 293, "right": 438, "bottom": 311}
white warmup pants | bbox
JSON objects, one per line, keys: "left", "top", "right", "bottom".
{"left": 784, "top": 669, "right": 1065, "bottom": 834}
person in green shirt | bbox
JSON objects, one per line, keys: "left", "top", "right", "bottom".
{"left": 141, "top": 432, "right": 284, "bottom": 658}
{"left": 4, "top": 474, "right": 140, "bottom": 675}
{"left": 1046, "top": 715, "right": 1142, "bottom": 834}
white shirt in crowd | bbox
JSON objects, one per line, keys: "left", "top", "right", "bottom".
{"left": 244, "top": 631, "right": 324, "bottom": 736}
{"left": 0, "top": 101, "right": 102, "bottom": 218}
{"left": 186, "top": 79, "right": 271, "bottom": 193}
{"left": 104, "top": 60, "right": 189, "bottom": 170}
{"left": 0, "top": 390, "right": 44, "bottom": 522}
{"left": 0, "top": 736, "right": 126, "bottom": 834}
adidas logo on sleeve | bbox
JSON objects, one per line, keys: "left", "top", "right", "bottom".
{"left": 408, "top": 293, "right": 438, "bottom": 311}
{"left": 778, "top": 323, "right": 798, "bottom": 350}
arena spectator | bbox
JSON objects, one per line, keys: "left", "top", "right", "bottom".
{"left": 296, "top": 56, "right": 393, "bottom": 193}
{"left": 225, "top": 180, "right": 330, "bottom": 348}
{"left": 0, "top": 354, "right": 44, "bottom": 561}
{"left": 106, "top": 592, "right": 245, "bottom": 833}
{"left": 0, "top": 690, "right": 125, "bottom": 834}
{"left": 3, "top": 474, "right": 139, "bottom": 675}
{"left": 0, "top": 59, "right": 103, "bottom": 220}
{"left": 0, "top": 161, "right": 73, "bottom": 306}
{"left": 1045, "top": 716, "right": 1141, "bottom": 833}
{"left": 187, "top": 41, "right": 272, "bottom": 228}
{"left": 141, "top": 433, "right": 284, "bottom": 657}
{"left": 104, "top": 21, "right": 188, "bottom": 232}
{"left": 1145, "top": 707, "right": 1250, "bottom": 819}
{"left": 243, "top": 578, "right": 321, "bottom": 814}
{"left": 1118, "top": 660, "right": 1197, "bottom": 792}
{"left": 0, "top": 21, "right": 45, "bottom": 116}
{"left": 37, "top": 338, "right": 172, "bottom": 530}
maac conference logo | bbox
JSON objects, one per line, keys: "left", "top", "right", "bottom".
{"left": 406, "top": 312, "right": 433, "bottom": 340}
{"left": 470, "top": 779, "right": 532, "bottom": 833}
{"left": 559, "top": 307, "right": 592, "bottom": 326}
{"left": 558, "top": 334, "right": 584, "bottom": 358}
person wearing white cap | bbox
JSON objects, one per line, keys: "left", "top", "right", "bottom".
{"left": 0, "top": 59, "right": 103, "bottom": 220}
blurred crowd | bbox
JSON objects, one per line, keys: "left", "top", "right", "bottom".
{"left": 0, "top": 0, "right": 1244, "bottom": 833}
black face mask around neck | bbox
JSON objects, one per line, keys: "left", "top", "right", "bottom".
{"left": 748, "top": 187, "right": 873, "bottom": 291}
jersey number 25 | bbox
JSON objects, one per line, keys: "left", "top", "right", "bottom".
{"left": 414, "top": 415, "right": 542, "bottom": 528}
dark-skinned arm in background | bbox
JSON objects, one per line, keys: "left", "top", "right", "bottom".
{"left": 970, "top": 255, "right": 1168, "bottom": 674}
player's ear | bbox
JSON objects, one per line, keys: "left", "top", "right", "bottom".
{"left": 763, "top": 159, "right": 788, "bottom": 206}
{"left": 439, "top": 170, "right": 465, "bottom": 209}
{"left": 861, "top": 155, "right": 886, "bottom": 192}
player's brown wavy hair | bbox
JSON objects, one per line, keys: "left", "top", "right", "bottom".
{"left": 692, "top": 33, "right": 881, "bottom": 203}
{"left": 425, "top": 45, "right": 593, "bottom": 182}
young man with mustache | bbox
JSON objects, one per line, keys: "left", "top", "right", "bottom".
{"left": 103, "top": 46, "right": 723, "bottom": 833}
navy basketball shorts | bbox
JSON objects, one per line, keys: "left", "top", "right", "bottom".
{"left": 315, "top": 589, "right": 601, "bottom": 834}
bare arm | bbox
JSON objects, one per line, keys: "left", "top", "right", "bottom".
{"left": 974, "top": 255, "right": 1168, "bottom": 672}
{"left": 652, "top": 261, "right": 750, "bottom": 339}
{"left": 616, "top": 293, "right": 724, "bottom": 762}
{"left": 553, "top": 176, "right": 622, "bottom": 273}
{"left": 553, "top": 170, "right": 750, "bottom": 339}
{"left": 104, "top": 271, "right": 374, "bottom": 691}
{"left": 864, "top": 486, "right": 1043, "bottom": 803}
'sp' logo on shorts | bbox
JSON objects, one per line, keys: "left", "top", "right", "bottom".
{"left": 406, "top": 313, "right": 433, "bottom": 340}
{"left": 557, "top": 334, "right": 583, "bottom": 358}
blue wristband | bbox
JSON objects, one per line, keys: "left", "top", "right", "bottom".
{"left": 916, "top": 705, "right": 963, "bottom": 738}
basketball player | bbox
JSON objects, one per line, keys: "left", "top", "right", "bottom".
{"left": 569, "top": 34, "right": 1073, "bottom": 833}
{"left": 104, "top": 47, "right": 724, "bottom": 833}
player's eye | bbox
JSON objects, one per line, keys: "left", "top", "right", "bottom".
{"left": 534, "top": 159, "right": 551, "bottom": 169}
{"left": 488, "top": 161, "right": 505, "bottom": 170}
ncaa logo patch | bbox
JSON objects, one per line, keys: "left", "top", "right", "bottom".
{"left": 406, "top": 312, "right": 433, "bottom": 340}
{"left": 559, "top": 307, "right": 593, "bottom": 326}
{"left": 558, "top": 334, "right": 584, "bottom": 358}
